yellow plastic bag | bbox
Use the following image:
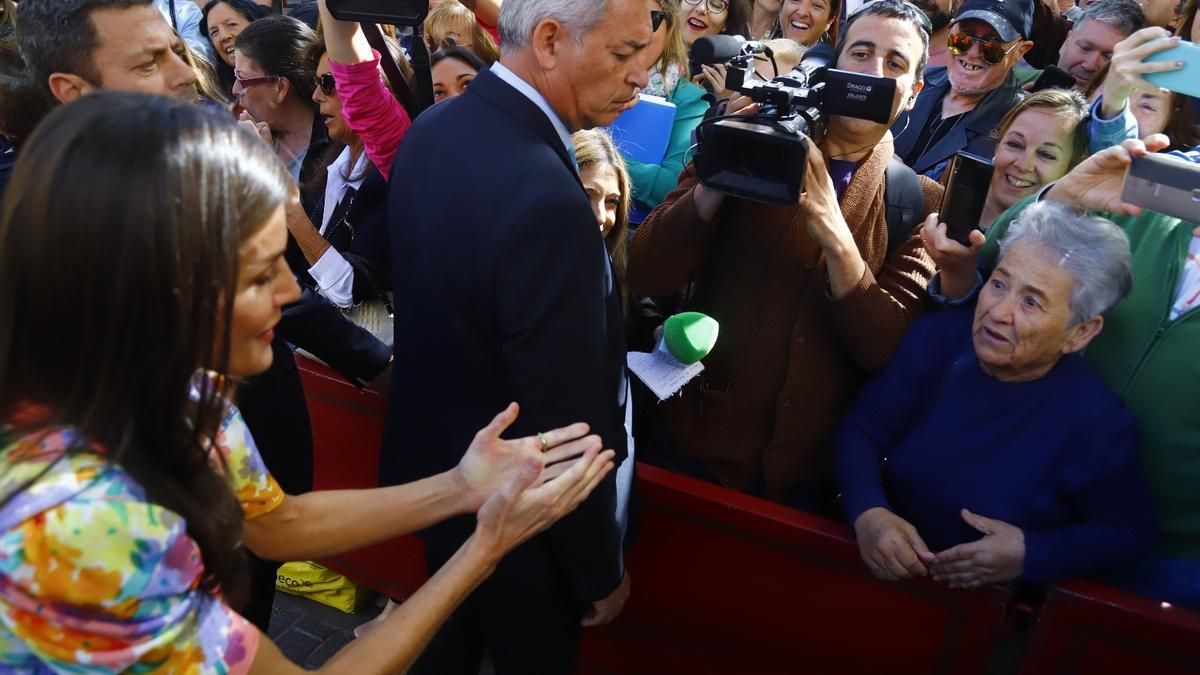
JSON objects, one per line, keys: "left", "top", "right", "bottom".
{"left": 275, "top": 561, "right": 373, "bottom": 614}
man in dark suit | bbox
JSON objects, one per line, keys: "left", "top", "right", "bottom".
{"left": 382, "top": 0, "right": 657, "bottom": 671}
{"left": 891, "top": 0, "right": 1032, "bottom": 180}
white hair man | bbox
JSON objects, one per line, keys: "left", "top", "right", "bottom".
{"left": 381, "top": 0, "right": 658, "bottom": 672}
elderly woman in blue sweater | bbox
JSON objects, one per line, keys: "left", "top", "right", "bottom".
{"left": 835, "top": 200, "right": 1158, "bottom": 589}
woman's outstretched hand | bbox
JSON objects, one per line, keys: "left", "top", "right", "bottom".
{"left": 471, "top": 440, "right": 616, "bottom": 563}
{"left": 454, "top": 402, "right": 606, "bottom": 513}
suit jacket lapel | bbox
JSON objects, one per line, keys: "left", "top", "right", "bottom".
{"left": 468, "top": 68, "right": 583, "bottom": 190}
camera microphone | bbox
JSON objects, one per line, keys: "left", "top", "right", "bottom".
{"left": 691, "top": 35, "right": 769, "bottom": 64}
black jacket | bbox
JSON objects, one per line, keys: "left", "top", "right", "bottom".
{"left": 891, "top": 66, "right": 1024, "bottom": 179}
{"left": 382, "top": 68, "right": 628, "bottom": 614}
{"left": 293, "top": 161, "right": 391, "bottom": 305}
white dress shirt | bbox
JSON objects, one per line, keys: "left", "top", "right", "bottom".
{"left": 308, "top": 147, "right": 372, "bottom": 308}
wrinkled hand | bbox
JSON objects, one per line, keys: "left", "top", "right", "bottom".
{"left": 472, "top": 440, "right": 616, "bottom": 563}
{"left": 930, "top": 509, "right": 1025, "bottom": 589}
{"left": 455, "top": 403, "right": 602, "bottom": 513}
{"left": 1045, "top": 135, "right": 1170, "bottom": 214}
{"left": 238, "top": 110, "right": 272, "bottom": 147}
{"left": 920, "top": 212, "right": 985, "bottom": 300}
{"left": 854, "top": 507, "right": 935, "bottom": 581}
{"left": 582, "top": 570, "right": 631, "bottom": 627}
{"left": 1100, "top": 28, "right": 1181, "bottom": 118}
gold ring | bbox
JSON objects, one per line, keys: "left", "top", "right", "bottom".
{"left": 538, "top": 432, "right": 549, "bottom": 453}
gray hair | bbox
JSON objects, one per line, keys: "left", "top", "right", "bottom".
{"left": 1072, "top": 0, "right": 1145, "bottom": 37}
{"left": 498, "top": 0, "right": 611, "bottom": 52}
{"left": 997, "top": 201, "right": 1133, "bottom": 326}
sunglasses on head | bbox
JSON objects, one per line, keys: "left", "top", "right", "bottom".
{"left": 651, "top": 10, "right": 666, "bottom": 31}
{"left": 314, "top": 72, "right": 336, "bottom": 96}
{"left": 947, "top": 31, "right": 1020, "bottom": 65}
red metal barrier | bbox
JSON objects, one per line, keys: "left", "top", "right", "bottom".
{"left": 1018, "top": 581, "right": 1200, "bottom": 675}
{"left": 297, "top": 355, "right": 1010, "bottom": 673}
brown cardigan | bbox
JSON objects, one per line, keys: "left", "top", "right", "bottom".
{"left": 628, "top": 136, "right": 942, "bottom": 501}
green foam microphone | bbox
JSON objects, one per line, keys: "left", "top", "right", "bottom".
{"left": 659, "top": 312, "right": 719, "bottom": 364}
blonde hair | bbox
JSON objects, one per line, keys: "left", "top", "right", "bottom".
{"left": 572, "top": 128, "right": 634, "bottom": 317}
{"left": 992, "top": 88, "right": 1090, "bottom": 168}
{"left": 653, "top": 0, "right": 690, "bottom": 84}
{"left": 425, "top": 1, "right": 500, "bottom": 65}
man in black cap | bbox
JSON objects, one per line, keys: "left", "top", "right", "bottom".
{"left": 891, "top": 0, "right": 1033, "bottom": 179}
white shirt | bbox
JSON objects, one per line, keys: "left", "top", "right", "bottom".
{"left": 490, "top": 62, "right": 575, "bottom": 163}
{"left": 308, "top": 147, "right": 372, "bottom": 309}
{"left": 154, "top": 0, "right": 216, "bottom": 65}
{"left": 1169, "top": 236, "right": 1200, "bottom": 321}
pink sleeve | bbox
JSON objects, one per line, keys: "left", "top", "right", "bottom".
{"left": 477, "top": 16, "right": 500, "bottom": 44}
{"left": 329, "top": 50, "right": 412, "bottom": 181}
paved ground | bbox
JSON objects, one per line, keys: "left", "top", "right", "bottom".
{"left": 269, "top": 592, "right": 383, "bottom": 668}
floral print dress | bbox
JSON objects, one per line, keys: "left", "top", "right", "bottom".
{"left": 0, "top": 402, "right": 285, "bottom": 673}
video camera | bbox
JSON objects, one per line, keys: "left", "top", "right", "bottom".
{"left": 691, "top": 36, "right": 897, "bottom": 206}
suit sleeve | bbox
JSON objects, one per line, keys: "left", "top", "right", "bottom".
{"left": 278, "top": 287, "right": 392, "bottom": 385}
{"left": 828, "top": 176, "right": 939, "bottom": 371}
{"left": 493, "top": 190, "right": 625, "bottom": 608}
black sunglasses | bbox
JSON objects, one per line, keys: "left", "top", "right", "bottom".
{"left": 651, "top": 10, "right": 666, "bottom": 31}
{"left": 314, "top": 72, "right": 336, "bottom": 97}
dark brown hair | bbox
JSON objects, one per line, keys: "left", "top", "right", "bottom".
{"left": 0, "top": 92, "right": 291, "bottom": 603}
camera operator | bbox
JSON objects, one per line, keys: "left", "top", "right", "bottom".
{"left": 628, "top": 0, "right": 941, "bottom": 510}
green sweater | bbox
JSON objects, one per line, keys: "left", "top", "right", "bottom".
{"left": 984, "top": 196, "right": 1200, "bottom": 561}
{"left": 625, "top": 79, "right": 709, "bottom": 210}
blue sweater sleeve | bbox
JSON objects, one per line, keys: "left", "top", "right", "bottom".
{"left": 1086, "top": 96, "right": 1139, "bottom": 154}
{"left": 625, "top": 81, "right": 709, "bottom": 209}
{"left": 1021, "top": 407, "right": 1159, "bottom": 583}
{"left": 835, "top": 313, "right": 957, "bottom": 523}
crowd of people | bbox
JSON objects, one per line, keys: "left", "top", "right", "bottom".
{"left": 0, "top": 0, "right": 1198, "bottom": 671}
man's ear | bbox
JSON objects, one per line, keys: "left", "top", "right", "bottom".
{"left": 46, "top": 72, "right": 96, "bottom": 104}
{"left": 905, "top": 77, "right": 925, "bottom": 111}
{"left": 529, "top": 18, "right": 567, "bottom": 71}
{"left": 1062, "top": 315, "right": 1104, "bottom": 354}
{"left": 1014, "top": 40, "right": 1035, "bottom": 61}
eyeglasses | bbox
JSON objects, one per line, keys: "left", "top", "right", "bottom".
{"left": 232, "top": 73, "right": 280, "bottom": 93}
{"left": 314, "top": 72, "right": 336, "bottom": 96}
{"left": 947, "top": 31, "right": 1021, "bottom": 65}
{"left": 651, "top": 10, "right": 666, "bottom": 31}
{"left": 682, "top": 0, "right": 729, "bottom": 16}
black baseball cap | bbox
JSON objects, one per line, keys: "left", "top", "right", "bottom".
{"left": 952, "top": 0, "right": 1033, "bottom": 41}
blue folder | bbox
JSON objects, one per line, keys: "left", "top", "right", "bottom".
{"left": 606, "top": 94, "right": 678, "bottom": 165}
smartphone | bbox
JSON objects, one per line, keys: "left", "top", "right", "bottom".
{"left": 940, "top": 152, "right": 995, "bottom": 246}
{"left": 1121, "top": 152, "right": 1200, "bottom": 225}
{"left": 1031, "top": 65, "right": 1077, "bottom": 92}
{"left": 1144, "top": 39, "right": 1200, "bottom": 100}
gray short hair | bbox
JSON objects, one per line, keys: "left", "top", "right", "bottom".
{"left": 1072, "top": 0, "right": 1145, "bottom": 37}
{"left": 997, "top": 201, "right": 1133, "bottom": 326}
{"left": 498, "top": 0, "right": 611, "bottom": 52}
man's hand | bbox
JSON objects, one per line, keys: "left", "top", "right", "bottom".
{"left": 920, "top": 212, "right": 985, "bottom": 301}
{"left": 1044, "top": 135, "right": 1171, "bottom": 214}
{"left": 929, "top": 509, "right": 1025, "bottom": 589}
{"left": 798, "top": 139, "right": 849, "bottom": 248}
{"left": 454, "top": 403, "right": 602, "bottom": 513}
{"left": 1100, "top": 28, "right": 1181, "bottom": 119}
{"left": 853, "top": 507, "right": 936, "bottom": 581}
{"left": 582, "top": 570, "right": 631, "bottom": 627}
